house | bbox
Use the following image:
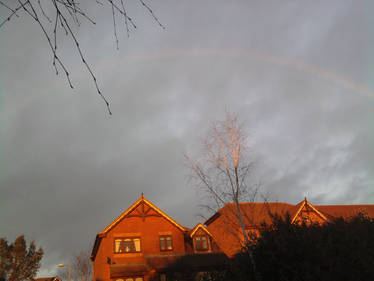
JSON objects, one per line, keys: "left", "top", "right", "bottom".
{"left": 91, "top": 196, "right": 374, "bottom": 281}
{"left": 90, "top": 195, "right": 227, "bottom": 281}
{"left": 205, "top": 198, "right": 374, "bottom": 257}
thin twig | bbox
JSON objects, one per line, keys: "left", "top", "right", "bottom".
{"left": 0, "top": 0, "right": 164, "bottom": 115}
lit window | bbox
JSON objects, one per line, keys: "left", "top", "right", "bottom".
{"left": 195, "top": 235, "right": 209, "bottom": 251}
{"left": 124, "top": 277, "right": 143, "bottom": 281}
{"left": 160, "top": 236, "right": 173, "bottom": 251}
{"left": 114, "top": 238, "right": 141, "bottom": 253}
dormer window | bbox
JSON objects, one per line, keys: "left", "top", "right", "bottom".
{"left": 190, "top": 223, "right": 212, "bottom": 253}
{"left": 195, "top": 235, "right": 209, "bottom": 251}
{"left": 114, "top": 238, "right": 141, "bottom": 253}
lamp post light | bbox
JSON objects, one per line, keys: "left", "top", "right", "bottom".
{"left": 58, "top": 263, "right": 71, "bottom": 281}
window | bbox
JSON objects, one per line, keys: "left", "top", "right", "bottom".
{"left": 114, "top": 238, "right": 141, "bottom": 253}
{"left": 195, "top": 235, "right": 209, "bottom": 251}
{"left": 160, "top": 274, "right": 167, "bottom": 281}
{"left": 121, "top": 278, "right": 143, "bottom": 281}
{"left": 159, "top": 235, "right": 173, "bottom": 251}
{"left": 246, "top": 227, "right": 260, "bottom": 241}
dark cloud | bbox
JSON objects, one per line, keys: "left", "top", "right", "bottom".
{"left": 1, "top": 0, "right": 373, "bottom": 276}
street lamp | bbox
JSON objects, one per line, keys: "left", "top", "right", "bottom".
{"left": 58, "top": 263, "right": 71, "bottom": 281}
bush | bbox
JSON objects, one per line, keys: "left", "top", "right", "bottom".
{"left": 229, "top": 213, "right": 374, "bottom": 281}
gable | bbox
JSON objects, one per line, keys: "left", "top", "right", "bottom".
{"left": 98, "top": 196, "right": 185, "bottom": 236}
{"left": 91, "top": 196, "right": 186, "bottom": 261}
{"left": 292, "top": 199, "right": 328, "bottom": 224}
{"left": 125, "top": 201, "right": 162, "bottom": 220}
{"left": 195, "top": 228, "right": 207, "bottom": 236}
{"left": 190, "top": 223, "right": 212, "bottom": 237}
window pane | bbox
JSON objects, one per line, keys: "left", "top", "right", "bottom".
{"left": 166, "top": 237, "right": 172, "bottom": 250}
{"left": 124, "top": 239, "right": 132, "bottom": 252}
{"left": 160, "top": 237, "right": 165, "bottom": 250}
{"left": 120, "top": 240, "right": 127, "bottom": 252}
{"left": 115, "top": 239, "right": 121, "bottom": 253}
{"left": 135, "top": 278, "right": 143, "bottom": 281}
{"left": 202, "top": 236, "right": 208, "bottom": 249}
{"left": 196, "top": 237, "right": 201, "bottom": 250}
{"left": 125, "top": 279, "right": 133, "bottom": 281}
{"left": 134, "top": 238, "right": 141, "bottom": 252}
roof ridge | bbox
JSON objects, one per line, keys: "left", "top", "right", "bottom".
{"left": 315, "top": 204, "right": 374, "bottom": 206}
{"left": 236, "top": 202, "right": 295, "bottom": 206}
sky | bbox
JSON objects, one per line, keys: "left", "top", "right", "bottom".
{"left": 1, "top": 0, "right": 374, "bottom": 277}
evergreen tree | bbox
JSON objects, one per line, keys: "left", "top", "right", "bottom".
{"left": 0, "top": 236, "right": 43, "bottom": 281}
{"left": 230, "top": 213, "right": 374, "bottom": 281}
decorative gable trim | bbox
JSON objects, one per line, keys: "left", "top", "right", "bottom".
{"left": 98, "top": 195, "right": 185, "bottom": 236}
{"left": 190, "top": 223, "right": 212, "bottom": 238}
{"left": 291, "top": 198, "right": 328, "bottom": 223}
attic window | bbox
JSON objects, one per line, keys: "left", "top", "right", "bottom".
{"left": 114, "top": 238, "right": 141, "bottom": 253}
{"left": 159, "top": 236, "right": 173, "bottom": 251}
{"left": 195, "top": 235, "right": 209, "bottom": 251}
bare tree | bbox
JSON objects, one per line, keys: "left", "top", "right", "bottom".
{"left": 71, "top": 250, "right": 92, "bottom": 281}
{"left": 0, "top": 0, "right": 164, "bottom": 114}
{"left": 185, "top": 112, "right": 261, "bottom": 280}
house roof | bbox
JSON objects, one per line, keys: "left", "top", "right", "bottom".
{"left": 314, "top": 204, "right": 374, "bottom": 219}
{"left": 205, "top": 202, "right": 295, "bottom": 227}
{"left": 205, "top": 199, "right": 374, "bottom": 227}
{"left": 146, "top": 254, "right": 229, "bottom": 272}
{"left": 90, "top": 234, "right": 102, "bottom": 261}
{"left": 109, "top": 254, "right": 229, "bottom": 277}
{"left": 110, "top": 263, "right": 151, "bottom": 278}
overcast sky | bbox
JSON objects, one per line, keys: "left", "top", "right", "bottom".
{"left": 1, "top": 0, "right": 373, "bottom": 277}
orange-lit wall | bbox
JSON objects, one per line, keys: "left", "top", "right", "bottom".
{"left": 93, "top": 215, "right": 186, "bottom": 281}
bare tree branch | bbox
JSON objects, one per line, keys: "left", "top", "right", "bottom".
{"left": 0, "top": 0, "right": 164, "bottom": 115}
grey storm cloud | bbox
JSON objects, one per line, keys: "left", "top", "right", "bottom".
{"left": 1, "top": 0, "right": 373, "bottom": 276}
